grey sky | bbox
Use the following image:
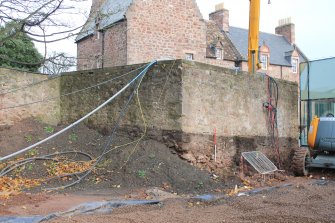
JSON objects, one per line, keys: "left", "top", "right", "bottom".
{"left": 37, "top": 0, "right": 335, "bottom": 61}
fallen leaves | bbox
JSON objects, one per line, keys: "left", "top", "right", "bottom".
{"left": 0, "top": 156, "right": 94, "bottom": 199}
{"left": 47, "top": 160, "right": 94, "bottom": 178}
{"left": 0, "top": 176, "right": 40, "bottom": 199}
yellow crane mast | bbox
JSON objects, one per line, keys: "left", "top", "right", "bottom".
{"left": 248, "top": 0, "right": 261, "bottom": 73}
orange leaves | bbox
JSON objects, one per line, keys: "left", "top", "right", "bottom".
{"left": 47, "top": 160, "right": 94, "bottom": 178}
{"left": 0, "top": 157, "right": 94, "bottom": 199}
{"left": 0, "top": 176, "right": 40, "bottom": 199}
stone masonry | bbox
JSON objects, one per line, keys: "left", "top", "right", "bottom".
{"left": 62, "top": 60, "right": 299, "bottom": 175}
{"left": 0, "top": 68, "right": 60, "bottom": 126}
{"left": 0, "top": 61, "right": 299, "bottom": 176}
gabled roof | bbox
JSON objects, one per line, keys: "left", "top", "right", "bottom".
{"left": 76, "top": 0, "right": 134, "bottom": 42}
{"left": 227, "top": 26, "right": 306, "bottom": 66}
{"left": 206, "top": 21, "right": 241, "bottom": 61}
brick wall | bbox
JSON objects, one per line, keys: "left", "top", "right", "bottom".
{"left": 209, "top": 9, "right": 229, "bottom": 32}
{"left": 103, "top": 21, "right": 128, "bottom": 67}
{"left": 77, "top": 33, "right": 103, "bottom": 70}
{"left": 275, "top": 24, "right": 295, "bottom": 44}
{"left": 77, "top": 21, "right": 128, "bottom": 70}
{"left": 77, "top": 0, "right": 208, "bottom": 69}
{"left": 126, "top": 0, "right": 207, "bottom": 64}
{"left": 0, "top": 68, "right": 60, "bottom": 126}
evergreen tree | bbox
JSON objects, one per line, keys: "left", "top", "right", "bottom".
{"left": 0, "top": 22, "right": 43, "bottom": 72}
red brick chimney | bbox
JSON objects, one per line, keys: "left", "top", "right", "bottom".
{"left": 209, "top": 3, "right": 229, "bottom": 32}
{"left": 275, "top": 17, "right": 295, "bottom": 44}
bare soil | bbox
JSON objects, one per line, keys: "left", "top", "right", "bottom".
{"left": 0, "top": 178, "right": 334, "bottom": 223}
{"left": 0, "top": 118, "right": 236, "bottom": 194}
{"left": 1, "top": 119, "right": 335, "bottom": 222}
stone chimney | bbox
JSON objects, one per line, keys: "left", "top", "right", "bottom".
{"left": 209, "top": 3, "right": 229, "bottom": 32}
{"left": 275, "top": 17, "right": 295, "bottom": 44}
{"left": 90, "top": 0, "right": 105, "bottom": 15}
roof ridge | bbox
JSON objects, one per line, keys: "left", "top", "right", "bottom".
{"left": 229, "top": 26, "right": 282, "bottom": 37}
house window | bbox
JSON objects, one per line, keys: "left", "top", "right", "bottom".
{"left": 292, "top": 58, "right": 299, "bottom": 73}
{"left": 215, "top": 48, "right": 223, "bottom": 60}
{"left": 260, "top": 54, "right": 268, "bottom": 70}
{"left": 185, "top": 53, "right": 194, "bottom": 61}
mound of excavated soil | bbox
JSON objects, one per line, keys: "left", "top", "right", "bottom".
{"left": 0, "top": 118, "right": 238, "bottom": 195}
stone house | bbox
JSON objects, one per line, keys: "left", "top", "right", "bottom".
{"left": 76, "top": 1, "right": 307, "bottom": 83}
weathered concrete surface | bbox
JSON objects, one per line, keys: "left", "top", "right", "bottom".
{"left": 60, "top": 60, "right": 298, "bottom": 174}
{"left": 0, "top": 68, "right": 60, "bottom": 126}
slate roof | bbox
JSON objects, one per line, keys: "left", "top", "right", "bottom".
{"left": 227, "top": 26, "right": 306, "bottom": 66}
{"left": 76, "top": 0, "right": 134, "bottom": 42}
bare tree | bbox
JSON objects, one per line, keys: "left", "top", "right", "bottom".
{"left": 41, "top": 51, "right": 76, "bottom": 75}
{"left": 0, "top": 0, "right": 89, "bottom": 70}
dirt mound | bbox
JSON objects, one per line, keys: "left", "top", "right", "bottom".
{"left": 0, "top": 118, "right": 237, "bottom": 195}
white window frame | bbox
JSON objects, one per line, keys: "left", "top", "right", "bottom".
{"left": 185, "top": 53, "right": 194, "bottom": 61}
{"left": 215, "top": 48, "right": 223, "bottom": 60}
{"left": 292, "top": 58, "right": 299, "bottom": 73}
{"left": 260, "top": 54, "right": 268, "bottom": 70}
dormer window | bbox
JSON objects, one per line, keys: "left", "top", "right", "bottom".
{"left": 259, "top": 42, "right": 270, "bottom": 71}
{"left": 292, "top": 58, "right": 299, "bottom": 73}
{"left": 260, "top": 54, "right": 268, "bottom": 70}
{"left": 215, "top": 48, "right": 223, "bottom": 60}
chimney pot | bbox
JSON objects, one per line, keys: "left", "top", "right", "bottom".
{"left": 215, "top": 3, "right": 225, "bottom": 11}
{"left": 275, "top": 17, "right": 295, "bottom": 44}
{"left": 209, "top": 2, "right": 229, "bottom": 32}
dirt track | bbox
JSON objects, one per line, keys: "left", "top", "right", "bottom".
{"left": 50, "top": 178, "right": 335, "bottom": 223}
{"left": 0, "top": 177, "right": 334, "bottom": 223}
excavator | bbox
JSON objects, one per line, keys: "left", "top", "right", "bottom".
{"left": 248, "top": 1, "right": 335, "bottom": 175}
{"left": 293, "top": 114, "right": 335, "bottom": 175}
{"left": 292, "top": 57, "right": 335, "bottom": 176}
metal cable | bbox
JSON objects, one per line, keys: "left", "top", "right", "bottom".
{"left": 46, "top": 66, "right": 150, "bottom": 190}
{"left": 0, "top": 61, "right": 157, "bottom": 162}
{"left": 0, "top": 64, "right": 148, "bottom": 111}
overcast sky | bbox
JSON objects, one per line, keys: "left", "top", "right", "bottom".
{"left": 37, "top": 0, "right": 335, "bottom": 61}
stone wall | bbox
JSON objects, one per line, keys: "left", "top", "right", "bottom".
{"left": 0, "top": 61, "right": 299, "bottom": 175}
{"left": 0, "top": 68, "right": 60, "bottom": 126}
{"left": 60, "top": 60, "right": 299, "bottom": 175}
{"left": 60, "top": 61, "right": 183, "bottom": 134}
{"left": 179, "top": 61, "right": 298, "bottom": 174}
